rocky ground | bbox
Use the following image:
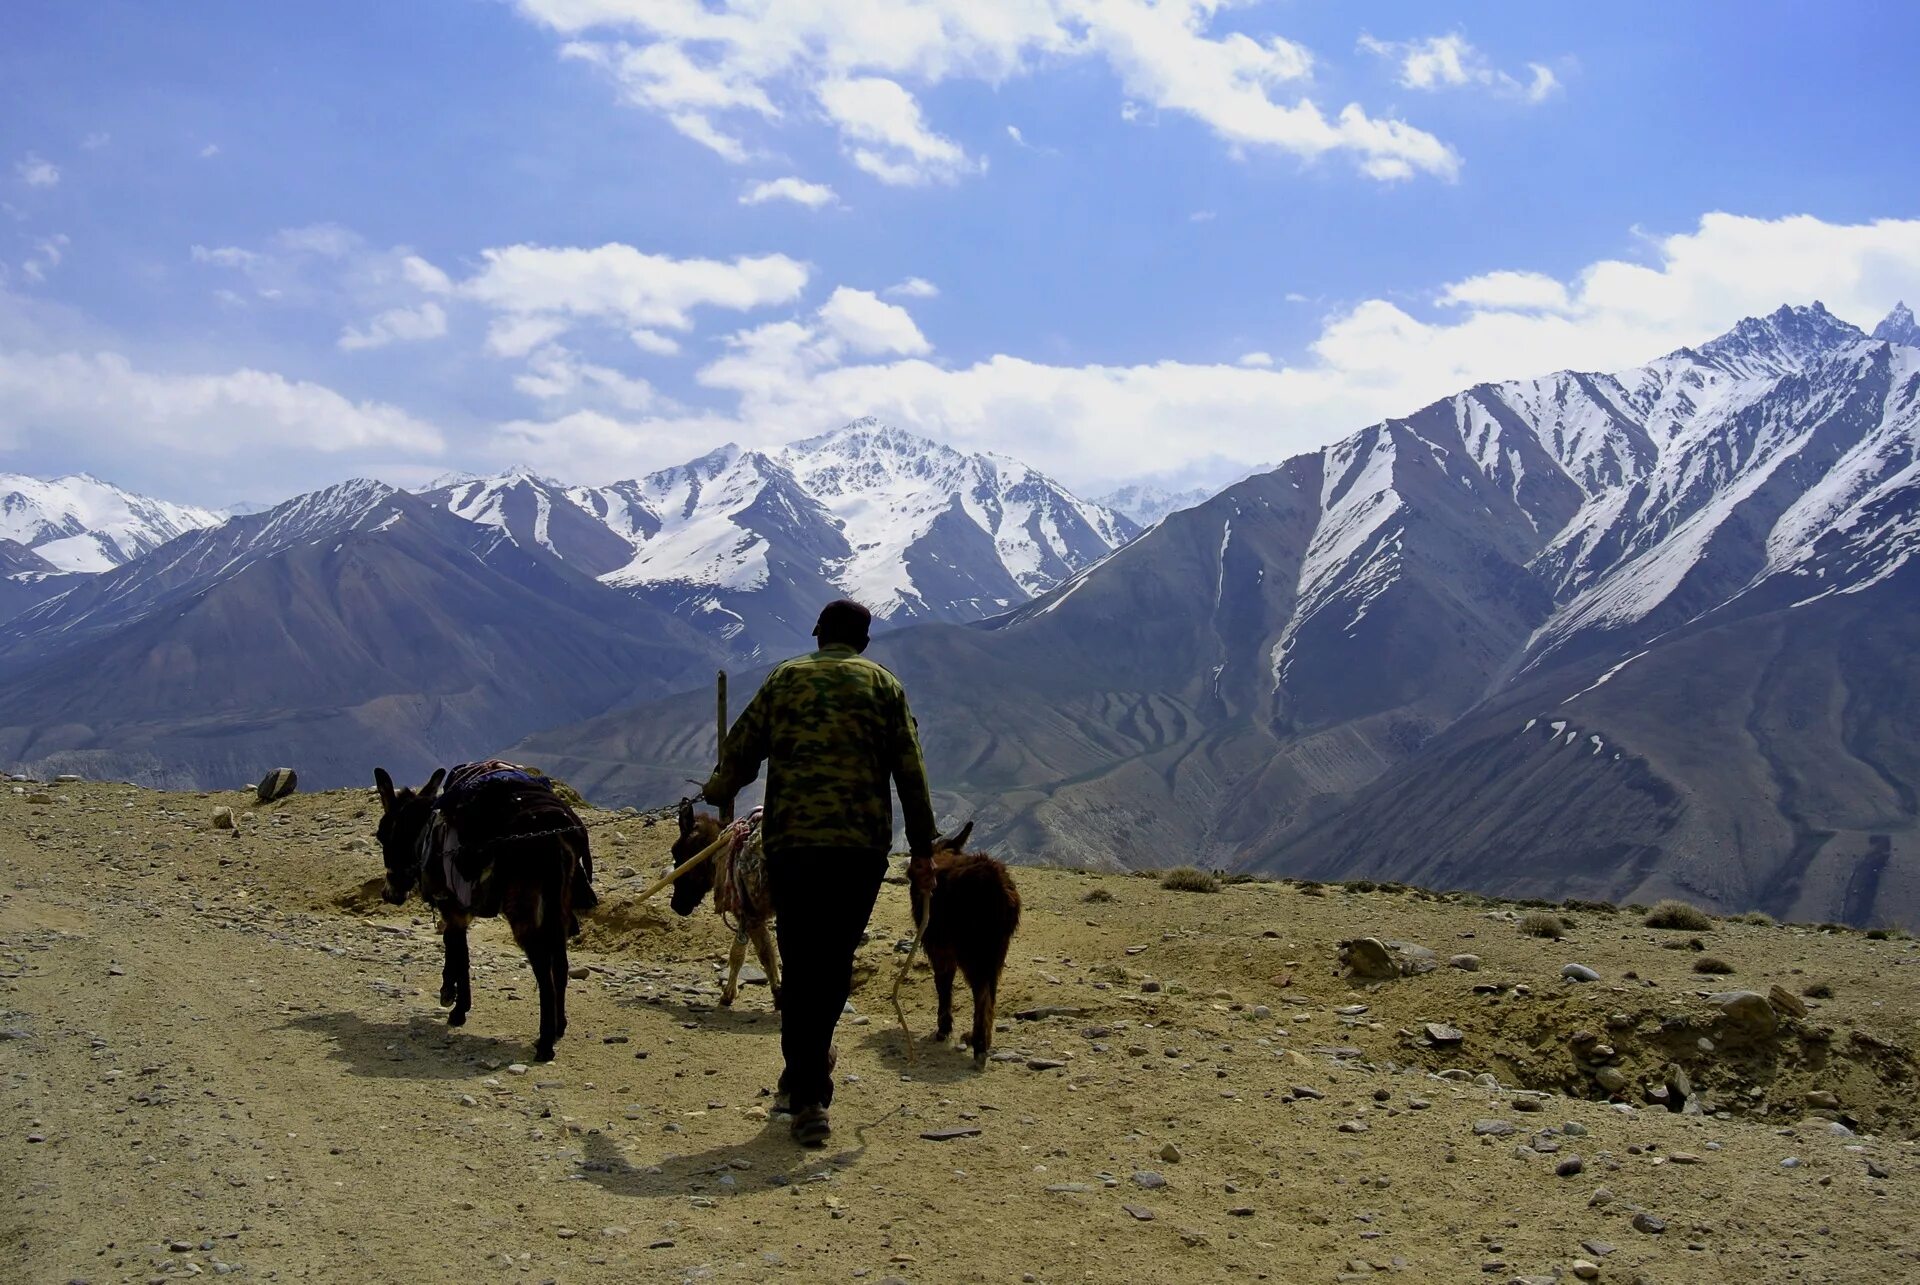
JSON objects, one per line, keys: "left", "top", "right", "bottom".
{"left": 4, "top": 781, "right": 1919, "bottom": 1284}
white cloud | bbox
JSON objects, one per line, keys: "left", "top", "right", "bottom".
{"left": 1189, "top": 210, "right": 1216, "bottom": 223}
{"left": 483, "top": 212, "right": 1920, "bottom": 490}
{"left": 517, "top": 0, "right": 1459, "bottom": 185}
{"left": 1437, "top": 270, "right": 1572, "bottom": 313}
{"left": 199, "top": 143, "right": 221, "bottom": 159}
{"left": 629, "top": 327, "right": 682, "bottom": 356}
{"left": 16, "top": 153, "right": 59, "bottom": 188}
{"left": 0, "top": 346, "right": 444, "bottom": 458}
{"left": 741, "top": 176, "right": 838, "bottom": 208}
{"left": 1360, "top": 33, "right": 1562, "bottom": 105}
{"left": 20, "top": 234, "right": 70, "bottom": 283}
{"left": 818, "top": 76, "right": 979, "bottom": 185}
{"left": 487, "top": 314, "right": 571, "bottom": 359}
{"left": 81, "top": 133, "right": 110, "bottom": 151}
{"left": 816, "top": 286, "right": 930, "bottom": 356}
{"left": 402, "top": 254, "right": 453, "bottom": 295}
{"left": 514, "top": 346, "right": 661, "bottom": 411}
{"left": 338, "top": 301, "right": 448, "bottom": 351}
{"left": 1237, "top": 351, "right": 1273, "bottom": 368}
{"left": 884, "top": 276, "right": 938, "bottom": 299}
{"left": 1006, "top": 124, "right": 1028, "bottom": 147}
{"left": 459, "top": 243, "right": 809, "bottom": 337}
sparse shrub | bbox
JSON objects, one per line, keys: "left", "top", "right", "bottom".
{"left": 1645, "top": 899, "right": 1713, "bottom": 931}
{"left": 1518, "top": 897, "right": 1555, "bottom": 910}
{"left": 1160, "top": 866, "right": 1219, "bottom": 894}
{"left": 1625, "top": 903, "right": 1649, "bottom": 915}
{"left": 1345, "top": 879, "right": 1377, "bottom": 893}
{"left": 1297, "top": 880, "right": 1326, "bottom": 897}
{"left": 1519, "top": 911, "right": 1567, "bottom": 939}
{"left": 1737, "top": 910, "right": 1774, "bottom": 927}
{"left": 1803, "top": 981, "right": 1835, "bottom": 999}
{"left": 1082, "top": 887, "right": 1115, "bottom": 904}
{"left": 1866, "top": 927, "right": 1896, "bottom": 941}
{"left": 1692, "top": 956, "right": 1734, "bottom": 975}
{"left": 1562, "top": 898, "right": 1619, "bottom": 915}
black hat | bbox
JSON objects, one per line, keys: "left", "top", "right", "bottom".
{"left": 813, "top": 599, "right": 872, "bottom": 648}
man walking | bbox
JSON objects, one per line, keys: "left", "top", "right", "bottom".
{"left": 701, "top": 599, "right": 936, "bottom": 1147}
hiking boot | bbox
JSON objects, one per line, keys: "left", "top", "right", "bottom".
{"left": 772, "top": 1044, "right": 836, "bottom": 1116}
{"left": 791, "top": 1105, "right": 830, "bottom": 1148}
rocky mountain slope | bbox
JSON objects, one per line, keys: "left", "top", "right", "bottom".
{"left": 522, "top": 303, "right": 1920, "bottom": 926}
{"left": 6, "top": 781, "right": 1918, "bottom": 1284}
{"left": 0, "top": 481, "right": 718, "bottom": 788}
{"left": 1095, "top": 481, "right": 1215, "bottom": 528}
{"left": 426, "top": 420, "right": 1139, "bottom": 659}
{"left": 0, "top": 471, "right": 222, "bottom": 572}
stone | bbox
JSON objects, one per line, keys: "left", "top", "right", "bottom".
{"left": 1423, "top": 1023, "right": 1464, "bottom": 1045}
{"left": 1026, "top": 1058, "right": 1066, "bottom": 1071}
{"left": 1122, "top": 1205, "right": 1155, "bottom": 1222}
{"left": 1016, "top": 1005, "right": 1089, "bottom": 1021}
{"left": 1594, "top": 1067, "right": 1629, "bottom": 1094}
{"left": 1767, "top": 984, "right": 1808, "bottom": 1019}
{"left": 255, "top": 768, "right": 298, "bottom": 803}
{"left": 1449, "top": 954, "right": 1482, "bottom": 971}
{"left": 1511, "top": 1095, "right": 1544, "bottom": 1113}
{"left": 1341, "top": 937, "right": 1398, "bottom": 980}
{"left": 1708, "top": 991, "right": 1778, "bottom": 1040}
{"left": 1131, "top": 1171, "right": 1167, "bottom": 1189}
{"left": 1159, "top": 1143, "right": 1182, "bottom": 1163}
{"left": 1804, "top": 1090, "right": 1840, "bottom": 1111}
{"left": 918, "top": 1127, "right": 982, "bottom": 1142}
{"left": 1473, "top": 1119, "right": 1516, "bottom": 1137}
{"left": 1571, "top": 1261, "right": 1600, "bottom": 1281}
{"left": 1630, "top": 1214, "right": 1665, "bottom": 1236}
{"left": 211, "top": 807, "right": 235, "bottom": 830}
{"left": 1556, "top": 1156, "right": 1584, "bottom": 1178}
{"left": 1561, "top": 963, "right": 1600, "bottom": 983}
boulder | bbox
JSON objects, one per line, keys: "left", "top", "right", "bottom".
{"left": 212, "top": 806, "right": 236, "bottom": 830}
{"left": 256, "top": 767, "right": 298, "bottom": 803}
{"left": 1561, "top": 963, "right": 1600, "bottom": 982}
{"left": 1767, "top": 984, "right": 1808, "bottom": 1019}
{"left": 1709, "top": 991, "right": 1778, "bottom": 1040}
{"left": 1339, "top": 937, "right": 1436, "bottom": 980}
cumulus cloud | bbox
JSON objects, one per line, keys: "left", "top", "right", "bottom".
{"left": 20, "top": 234, "right": 70, "bottom": 284}
{"left": 338, "top": 301, "right": 448, "bottom": 351}
{"left": 15, "top": 153, "right": 59, "bottom": 188}
{"left": 516, "top": 0, "right": 1459, "bottom": 184}
{"left": 481, "top": 212, "right": 1920, "bottom": 490}
{"left": 514, "top": 345, "right": 661, "bottom": 411}
{"left": 1237, "top": 351, "right": 1273, "bottom": 368}
{"left": 459, "top": 243, "right": 809, "bottom": 336}
{"left": 629, "top": 327, "right": 681, "bottom": 356}
{"left": 815, "top": 287, "right": 930, "bottom": 356}
{"left": 1360, "top": 33, "right": 1561, "bottom": 105}
{"left": 740, "top": 176, "right": 838, "bottom": 207}
{"left": 0, "top": 346, "right": 444, "bottom": 459}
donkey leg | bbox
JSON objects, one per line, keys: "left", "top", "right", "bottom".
{"left": 444, "top": 920, "right": 472, "bottom": 1027}
{"left": 751, "top": 920, "right": 782, "bottom": 1011}
{"left": 971, "top": 977, "right": 1000, "bottom": 1071}
{"left": 930, "top": 955, "right": 955, "bottom": 1044}
{"left": 528, "top": 940, "right": 558, "bottom": 1062}
{"left": 551, "top": 936, "right": 570, "bottom": 1043}
{"left": 721, "top": 931, "right": 749, "bottom": 1007}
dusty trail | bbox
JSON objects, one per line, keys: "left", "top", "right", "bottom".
{"left": 4, "top": 782, "right": 1920, "bottom": 1283}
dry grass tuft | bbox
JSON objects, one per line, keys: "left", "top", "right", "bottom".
{"left": 1160, "top": 866, "right": 1220, "bottom": 894}
{"left": 1081, "top": 887, "right": 1115, "bottom": 904}
{"left": 1519, "top": 911, "right": 1568, "bottom": 939}
{"left": 1693, "top": 956, "right": 1735, "bottom": 975}
{"left": 1645, "top": 899, "right": 1713, "bottom": 931}
{"left": 1803, "top": 980, "right": 1835, "bottom": 999}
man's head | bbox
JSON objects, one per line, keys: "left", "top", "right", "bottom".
{"left": 812, "top": 598, "right": 872, "bottom": 652}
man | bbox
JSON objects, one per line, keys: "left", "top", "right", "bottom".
{"left": 701, "top": 599, "right": 937, "bottom": 1147}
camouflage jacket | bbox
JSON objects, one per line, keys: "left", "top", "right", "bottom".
{"left": 703, "top": 645, "right": 936, "bottom": 858}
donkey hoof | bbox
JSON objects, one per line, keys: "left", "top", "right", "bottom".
{"left": 770, "top": 992, "right": 783, "bottom": 1012}
{"left": 719, "top": 994, "right": 736, "bottom": 1008}
{"left": 448, "top": 1008, "right": 468, "bottom": 1027}
{"left": 438, "top": 983, "right": 458, "bottom": 1006}
{"left": 927, "top": 1028, "right": 951, "bottom": 1044}
{"left": 533, "top": 1043, "right": 556, "bottom": 1063}
{"left": 972, "top": 1049, "right": 990, "bottom": 1071}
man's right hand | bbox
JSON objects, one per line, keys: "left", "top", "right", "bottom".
{"left": 908, "top": 852, "right": 935, "bottom": 906}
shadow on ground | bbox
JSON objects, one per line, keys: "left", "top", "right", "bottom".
{"left": 277, "top": 1010, "right": 528, "bottom": 1079}
{"left": 856, "top": 1027, "right": 985, "bottom": 1084}
{"left": 575, "top": 1112, "right": 885, "bottom": 1199}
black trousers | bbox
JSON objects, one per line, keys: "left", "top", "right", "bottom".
{"left": 768, "top": 846, "right": 889, "bottom": 1112}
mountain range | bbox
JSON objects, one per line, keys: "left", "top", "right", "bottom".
{"left": 517, "top": 302, "right": 1920, "bottom": 927}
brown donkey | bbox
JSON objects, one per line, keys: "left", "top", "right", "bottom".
{"left": 668, "top": 801, "right": 781, "bottom": 1008}
{"left": 372, "top": 764, "right": 589, "bottom": 1061}
{"left": 913, "top": 821, "right": 1021, "bottom": 1069}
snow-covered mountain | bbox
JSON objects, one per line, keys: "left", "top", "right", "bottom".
{"left": 0, "top": 473, "right": 222, "bottom": 573}
{"left": 424, "top": 421, "right": 1141, "bottom": 658}
{"left": 1096, "top": 482, "right": 1215, "bottom": 528}
{"left": 527, "top": 302, "right": 1920, "bottom": 927}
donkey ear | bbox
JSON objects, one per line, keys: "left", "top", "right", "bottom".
{"left": 419, "top": 768, "right": 446, "bottom": 808}
{"left": 951, "top": 820, "right": 974, "bottom": 850}
{"left": 373, "top": 767, "right": 396, "bottom": 812}
{"left": 678, "top": 799, "right": 695, "bottom": 838}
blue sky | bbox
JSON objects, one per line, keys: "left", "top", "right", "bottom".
{"left": 3, "top": 1, "right": 1920, "bottom": 506}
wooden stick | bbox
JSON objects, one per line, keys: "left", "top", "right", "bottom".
{"left": 716, "top": 670, "right": 733, "bottom": 826}
{"left": 890, "top": 900, "right": 931, "bottom": 1067}
{"left": 631, "top": 828, "right": 731, "bottom": 905}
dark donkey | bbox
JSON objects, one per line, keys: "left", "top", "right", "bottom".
{"left": 913, "top": 821, "right": 1021, "bottom": 1069}
{"left": 668, "top": 801, "right": 781, "bottom": 1009}
{"left": 372, "top": 763, "right": 594, "bottom": 1061}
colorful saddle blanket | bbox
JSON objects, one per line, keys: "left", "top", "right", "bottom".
{"left": 715, "top": 807, "right": 770, "bottom": 929}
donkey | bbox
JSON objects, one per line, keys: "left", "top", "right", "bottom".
{"left": 913, "top": 821, "right": 1022, "bottom": 1069}
{"left": 668, "top": 801, "right": 781, "bottom": 1009}
{"left": 372, "top": 764, "right": 588, "bottom": 1061}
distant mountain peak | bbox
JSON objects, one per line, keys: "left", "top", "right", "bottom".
{"left": 1873, "top": 300, "right": 1920, "bottom": 347}
{"left": 1695, "top": 300, "right": 1867, "bottom": 375}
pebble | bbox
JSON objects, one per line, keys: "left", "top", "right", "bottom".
{"left": 1561, "top": 963, "right": 1600, "bottom": 982}
{"left": 1131, "top": 1171, "right": 1167, "bottom": 1189}
{"left": 1630, "top": 1213, "right": 1665, "bottom": 1235}
{"left": 1026, "top": 1058, "right": 1066, "bottom": 1071}
{"left": 567, "top": 966, "right": 589, "bottom": 980}
{"left": 1448, "top": 954, "right": 1482, "bottom": 971}
{"left": 1159, "top": 1143, "right": 1182, "bottom": 1163}
{"left": 507, "top": 1063, "right": 529, "bottom": 1075}
{"left": 1571, "top": 1262, "right": 1600, "bottom": 1281}
{"left": 1556, "top": 1156, "right": 1584, "bottom": 1178}
{"left": 1423, "top": 1023, "right": 1464, "bottom": 1045}
{"left": 1473, "top": 1119, "right": 1516, "bottom": 1137}
{"left": 1122, "top": 1205, "right": 1155, "bottom": 1221}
